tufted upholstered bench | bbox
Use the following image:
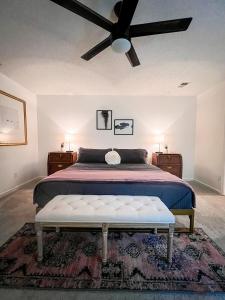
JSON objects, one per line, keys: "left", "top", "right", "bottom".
{"left": 35, "top": 195, "right": 175, "bottom": 263}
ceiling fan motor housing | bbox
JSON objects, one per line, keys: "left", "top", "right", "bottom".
{"left": 111, "top": 9, "right": 131, "bottom": 53}
{"left": 114, "top": 1, "right": 122, "bottom": 18}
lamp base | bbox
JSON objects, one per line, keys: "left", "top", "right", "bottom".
{"left": 155, "top": 151, "right": 163, "bottom": 154}
{"left": 66, "top": 150, "right": 73, "bottom": 153}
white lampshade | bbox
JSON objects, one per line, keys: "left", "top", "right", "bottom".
{"left": 65, "top": 134, "right": 73, "bottom": 142}
{"left": 65, "top": 133, "right": 75, "bottom": 152}
{"left": 153, "top": 134, "right": 165, "bottom": 153}
{"left": 111, "top": 38, "right": 131, "bottom": 53}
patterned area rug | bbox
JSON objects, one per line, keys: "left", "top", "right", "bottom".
{"left": 0, "top": 223, "right": 225, "bottom": 292}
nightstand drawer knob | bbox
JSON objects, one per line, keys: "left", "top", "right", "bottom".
{"left": 167, "top": 166, "right": 172, "bottom": 169}
{"left": 57, "top": 164, "right": 63, "bottom": 168}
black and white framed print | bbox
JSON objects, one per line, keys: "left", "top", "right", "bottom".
{"left": 114, "top": 119, "right": 134, "bottom": 135}
{"left": 96, "top": 110, "right": 112, "bottom": 130}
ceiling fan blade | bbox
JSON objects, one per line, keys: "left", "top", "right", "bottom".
{"left": 81, "top": 36, "right": 112, "bottom": 61}
{"left": 117, "top": 0, "right": 139, "bottom": 33}
{"left": 50, "top": 0, "right": 113, "bottom": 32}
{"left": 130, "top": 18, "right": 192, "bottom": 37}
{"left": 126, "top": 44, "right": 140, "bottom": 67}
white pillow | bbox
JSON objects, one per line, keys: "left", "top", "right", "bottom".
{"left": 105, "top": 150, "right": 121, "bottom": 165}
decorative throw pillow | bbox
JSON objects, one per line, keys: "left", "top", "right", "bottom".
{"left": 105, "top": 150, "right": 121, "bottom": 165}
{"left": 77, "top": 147, "right": 111, "bottom": 163}
{"left": 114, "top": 148, "right": 148, "bottom": 164}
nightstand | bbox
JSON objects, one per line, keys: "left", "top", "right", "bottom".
{"left": 47, "top": 152, "right": 77, "bottom": 175}
{"left": 152, "top": 153, "right": 183, "bottom": 178}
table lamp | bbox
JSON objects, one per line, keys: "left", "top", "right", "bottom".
{"left": 154, "top": 134, "right": 165, "bottom": 153}
{"left": 65, "top": 134, "right": 74, "bottom": 152}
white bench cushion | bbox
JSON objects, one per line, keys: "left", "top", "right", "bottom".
{"left": 35, "top": 195, "right": 175, "bottom": 224}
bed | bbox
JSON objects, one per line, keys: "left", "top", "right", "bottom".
{"left": 34, "top": 152, "right": 196, "bottom": 232}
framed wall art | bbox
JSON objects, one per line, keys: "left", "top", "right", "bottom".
{"left": 96, "top": 110, "right": 112, "bottom": 130}
{"left": 114, "top": 119, "right": 134, "bottom": 135}
{"left": 0, "top": 90, "right": 27, "bottom": 146}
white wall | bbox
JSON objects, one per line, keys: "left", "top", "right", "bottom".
{"left": 37, "top": 95, "right": 196, "bottom": 179}
{"left": 0, "top": 73, "right": 39, "bottom": 196}
{"left": 195, "top": 82, "right": 225, "bottom": 194}
{"left": 1, "top": 72, "right": 225, "bottom": 195}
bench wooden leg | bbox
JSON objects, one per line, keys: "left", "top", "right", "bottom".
{"left": 36, "top": 223, "right": 43, "bottom": 262}
{"left": 102, "top": 223, "right": 108, "bottom": 263}
{"left": 167, "top": 224, "right": 174, "bottom": 263}
{"left": 154, "top": 228, "right": 158, "bottom": 234}
{"left": 189, "top": 211, "right": 195, "bottom": 233}
{"left": 170, "top": 209, "right": 195, "bottom": 233}
{"left": 36, "top": 206, "right": 42, "bottom": 214}
{"left": 56, "top": 227, "right": 60, "bottom": 233}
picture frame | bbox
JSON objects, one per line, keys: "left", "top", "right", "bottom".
{"left": 114, "top": 119, "right": 134, "bottom": 135}
{"left": 0, "top": 90, "right": 27, "bottom": 146}
{"left": 96, "top": 110, "right": 112, "bottom": 130}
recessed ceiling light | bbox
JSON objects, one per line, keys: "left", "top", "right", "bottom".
{"left": 178, "top": 82, "right": 190, "bottom": 88}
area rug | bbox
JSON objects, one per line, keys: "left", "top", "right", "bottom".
{"left": 0, "top": 223, "right": 225, "bottom": 292}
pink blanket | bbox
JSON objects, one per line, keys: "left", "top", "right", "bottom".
{"left": 43, "top": 167, "right": 190, "bottom": 188}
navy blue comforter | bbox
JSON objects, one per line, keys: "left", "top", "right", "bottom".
{"left": 33, "top": 163, "right": 195, "bottom": 209}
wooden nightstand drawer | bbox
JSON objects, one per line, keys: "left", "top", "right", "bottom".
{"left": 157, "top": 154, "right": 182, "bottom": 165}
{"left": 48, "top": 163, "right": 71, "bottom": 175}
{"left": 48, "top": 152, "right": 74, "bottom": 163}
{"left": 159, "top": 165, "right": 181, "bottom": 178}
{"left": 47, "top": 152, "right": 77, "bottom": 175}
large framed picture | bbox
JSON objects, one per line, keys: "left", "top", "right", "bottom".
{"left": 114, "top": 119, "right": 134, "bottom": 135}
{"left": 96, "top": 110, "right": 112, "bottom": 130}
{"left": 0, "top": 90, "right": 27, "bottom": 146}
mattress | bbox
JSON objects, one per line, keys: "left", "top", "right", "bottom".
{"left": 33, "top": 163, "right": 195, "bottom": 209}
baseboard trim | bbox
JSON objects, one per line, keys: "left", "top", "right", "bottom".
{"left": 183, "top": 178, "right": 194, "bottom": 182}
{"left": 0, "top": 177, "right": 42, "bottom": 199}
{"left": 194, "top": 179, "right": 222, "bottom": 194}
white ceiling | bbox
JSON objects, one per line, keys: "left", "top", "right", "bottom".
{"left": 0, "top": 0, "right": 225, "bottom": 96}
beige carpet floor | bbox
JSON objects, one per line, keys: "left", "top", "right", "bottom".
{"left": 0, "top": 179, "right": 225, "bottom": 300}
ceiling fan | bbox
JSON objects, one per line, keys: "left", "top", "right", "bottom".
{"left": 50, "top": 0, "right": 192, "bottom": 67}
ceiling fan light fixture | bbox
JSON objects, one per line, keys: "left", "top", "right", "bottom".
{"left": 111, "top": 38, "right": 131, "bottom": 53}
